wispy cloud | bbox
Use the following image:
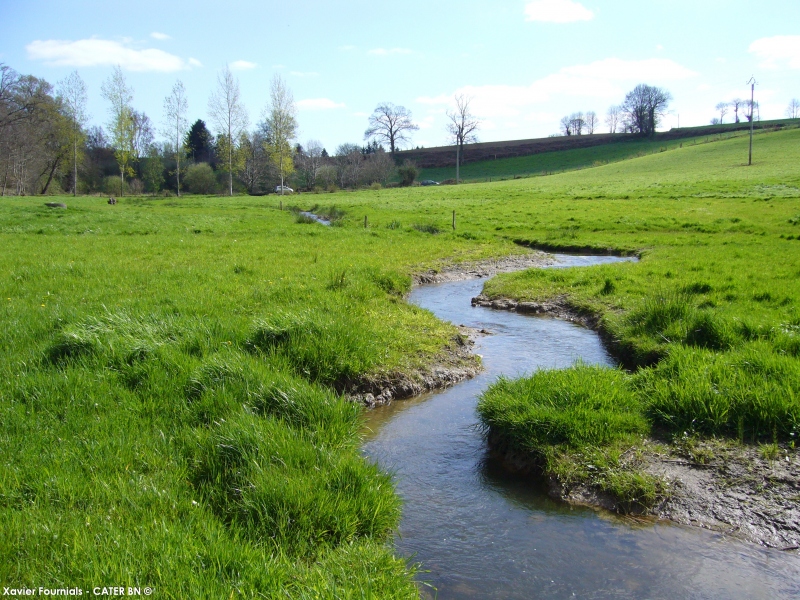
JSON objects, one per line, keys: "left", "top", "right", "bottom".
{"left": 749, "top": 35, "right": 800, "bottom": 70}
{"left": 26, "top": 38, "right": 194, "bottom": 72}
{"left": 524, "top": 0, "right": 594, "bottom": 23}
{"left": 290, "top": 71, "right": 319, "bottom": 77}
{"left": 230, "top": 60, "right": 257, "bottom": 71}
{"left": 189, "top": 58, "right": 203, "bottom": 68}
{"left": 417, "top": 58, "right": 696, "bottom": 118}
{"left": 368, "top": 48, "right": 413, "bottom": 56}
{"left": 297, "top": 98, "right": 346, "bottom": 110}
{"left": 150, "top": 32, "right": 171, "bottom": 40}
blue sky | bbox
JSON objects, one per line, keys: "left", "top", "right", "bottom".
{"left": 2, "top": 0, "right": 799, "bottom": 152}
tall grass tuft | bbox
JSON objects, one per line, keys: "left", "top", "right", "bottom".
{"left": 637, "top": 343, "right": 800, "bottom": 440}
{"left": 478, "top": 364, "right": 647, "bottom": 450}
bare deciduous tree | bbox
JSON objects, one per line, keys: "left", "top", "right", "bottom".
{"left": 570, "top": 112, "right": 585, "bottom": 135}
{"left": 295, "top": 139, "right": 325, "bottom": 190}
{"left": 585, "top": 111, "right": 598, "bottom": 134}
{"left": 744, "top": 99, "right": 760, "bottom": 122}
{"left": 605, "top": 105, "right": 622, "bottom": 133}
{"left": 364, "top": 102, "right": 418, "bottom": 155}
{"left": 446, "top": 94, "right": 479, "bottom": 182}
{"left": 715, "top": 102, "right": 729, "bottom": 124}
{"left": 731, "top": 98, "right": 743, "bottom": 123}
{"left": 56, "top": 71, "right": 88, "bottom": 196}
{"left": 560, "top": 115, "right": 573, "bottom": 136}
{"left": 208, "top": 65, "right": 248, "bottom": 196}
{"left": 786, "top": 98, "right": 800, "bottom": 119}
{"left": 163, "top": 80, "right": 188, "bottom": 196}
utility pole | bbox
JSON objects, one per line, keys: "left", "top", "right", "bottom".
{"left": 456, "top": 143, "right": 460, "bottom": 184}
{"left": 748, "top": 78, "right": 755, "bottom": 165}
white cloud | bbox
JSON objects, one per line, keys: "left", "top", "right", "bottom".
{"left": 230, "top": 60, "right": 257, "bottom": 71}
{"left": 368, "top": 48, "right": 413, "bottom": 56}
{"left": 297, "top": 98, "right": 346, "bottom": 110}
{"left": 189, "top": 58, "right": 203, "bottom": 68}
{"left": 26, "top": 38, "right": 192, "bottom": 72}
{"left": 417, "top": 58, "right": 696, "bottom": 119}
{"left": 749, "top": 35, "right": 800, "bottom": 69}
{"left": 150, "top": 32, "right": 171, "bottom": 40}
{"left": 524, "top": 0, "right": 594, "bottom": 23}
{"left": 290, "top": 71, "right": 319, "bottom": 77}
{"left": 417, "top": 115, "right": 436, "bottom": 130}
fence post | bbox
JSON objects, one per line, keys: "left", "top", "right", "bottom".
{"left": 364, "top": 215, "right": 368, "bottom": 229}
{"left": 452, "top": 210, "right": 456, "bottom": 230}
{"left": 280, "top": 201, "right": 282, "bottom": 211}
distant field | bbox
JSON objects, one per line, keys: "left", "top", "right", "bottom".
{"left": 2, "top": 126, "right": 799, "bottom": 595}
{"left": 413, "top": 119, "right": 800, "bottom": 183}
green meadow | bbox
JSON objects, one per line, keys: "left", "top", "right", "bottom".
{"left": 2, "top": 127, "right": 800, "bottom": 592}
{"left": 417, "top": 124, "right": 796, "bottom": 183}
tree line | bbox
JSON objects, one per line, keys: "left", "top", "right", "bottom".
{"left": 559, "top": 84, "right": 672, "bottom": 137}
{"left": 0, "top": 61, "right": 443, "bottom": 197}
{"left": 711, "top": 97, "right": 799, "bottom": 125}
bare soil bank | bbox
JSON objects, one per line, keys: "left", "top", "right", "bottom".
{"left": 473, "top": 292, "right": 800, "bottom": 551}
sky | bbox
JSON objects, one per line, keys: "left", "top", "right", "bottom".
{"left": 1, "top": 0, "right": 799, "bottom": 152}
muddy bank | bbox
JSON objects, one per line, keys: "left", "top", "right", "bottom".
{"left": 645, "top": 440, "right": 800, "bottom": 551}
{"left": 346, "top": 327, "right": 481, "bottom": 407}
{"left": 413, "top": 251, "right": 554, "bottom": 284}
{"left": 476, "top": 295, "right": 800, "bottom": 551}
{"left": 488, "top": 434, "right": 800, "bottom": 551}
{"left": 471, "top": 293, "right": 599, "bottom": 327}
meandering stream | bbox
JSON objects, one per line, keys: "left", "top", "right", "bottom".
{"left": 362, "top": 254, "right": 800, "bottom": 599}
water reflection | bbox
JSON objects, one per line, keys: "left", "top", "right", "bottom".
{"left": 362, "top": 254, "right": 800, "bottom": 599}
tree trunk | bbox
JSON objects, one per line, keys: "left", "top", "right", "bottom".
{"left": 228, "top": 140, "right": 233, "bottom": 196}
{"left": 73, "top": 137, "right": 77, "bottom": 196}
{"left": 176, "top": 130, "right": 181, "bottom": 197}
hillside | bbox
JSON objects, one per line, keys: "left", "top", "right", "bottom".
{"left": 404, "top": 118, "right": 800, "bottom": 182}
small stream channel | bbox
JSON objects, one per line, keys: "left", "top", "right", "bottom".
{"left": 362, "top": 254, "right": 800, "bottom": 599}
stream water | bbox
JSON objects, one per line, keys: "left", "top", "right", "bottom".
{"left": 362, "top": 254, "right": 800, "bottom": 599}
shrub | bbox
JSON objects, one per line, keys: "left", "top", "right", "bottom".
{"left": 397, "top": 160, "right": 418, "bottom": 187}
{"left": 184, "top": 162, "right": 218, "bottom": 195}
{"left": 102, "top": 176, "right": 129, "bottom": 196}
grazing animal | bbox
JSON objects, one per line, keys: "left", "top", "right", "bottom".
{"left": 108, "top": 197, "right": 117, "bottom": 205}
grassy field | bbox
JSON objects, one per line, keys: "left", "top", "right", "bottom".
{"left": 417, "top": 125, "right": 797, "bottom": 183}
{"left": 0, "top": 197, "right": 504, "bottom": 597}
{"left": 2, "top": 126, "right": 799, "bottom": 592}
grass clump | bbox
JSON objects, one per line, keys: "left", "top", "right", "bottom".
{"left": 479, "top": 364, "right": 647, "bottom": 449}
{"left": 247, "top": 309, "right": 384, "bottom": 385}
{"left": 636, "top": 343, "right": 800, "bottom": 441}
{"left": 478, "top": 364, "right": 662, "bottom": 511}
{"left": 190, "top": 410, "right": 399, "bottom": 558}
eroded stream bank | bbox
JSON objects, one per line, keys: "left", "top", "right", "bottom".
{"left": 362, "top": 253, "right": 800, "bottom": 600}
